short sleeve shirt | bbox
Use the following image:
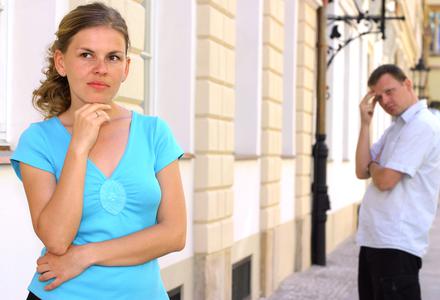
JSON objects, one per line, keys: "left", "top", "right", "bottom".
{"left": 11, "top": 112, "right": 183, "bottom": 300}
{"left": 357, "top": 100, "right": 440, "bottom": 257}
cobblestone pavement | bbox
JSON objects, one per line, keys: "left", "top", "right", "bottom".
{"left": 264, "top": 209, "right": 440, "bottom": 300}
{"left": 420, "top": 208, "right": 440, "bottom": 300}
{"left": 263, "top": 237, "right": 359, "bottom": 300}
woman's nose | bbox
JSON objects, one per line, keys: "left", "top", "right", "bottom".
{"left": 93, "top": 58, "right": 108, "bottom": 74}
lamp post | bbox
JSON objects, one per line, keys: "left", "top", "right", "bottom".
{"left": 312, "top": 1, "right": 330, "bottom": 266}
{"left": 411, "top": 57, "right": 430, "bottom": 99}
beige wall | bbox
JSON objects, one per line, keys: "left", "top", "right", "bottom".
{"left": 194, "top": 0, "right": 236, "bottom": 299}
{"left": 428, "top": 56, "right": 440, "bottom": 101}
{"left": 259, "top": 0, "right": 284, "bottom": 296}
{"left": 295, "top": 0, "right": 318, "bottom": 272}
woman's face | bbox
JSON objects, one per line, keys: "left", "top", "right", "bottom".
{"left": 54, "top": 26, "right": 130, "bottom": 106}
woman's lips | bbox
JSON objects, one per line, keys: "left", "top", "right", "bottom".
{"left": 87, "top": 81, "right": 110, "bottom": 90}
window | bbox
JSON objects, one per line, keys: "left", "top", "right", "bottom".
{"left": 167, "top": 286, "right": 182, "bottom": 300}
{"left": 235, "top": 0, "right": 263, "bottom": 156}
{"left": 153, "top": 1, "right": 195, "bottom": 152}
{"left": 0, "top": 0, "right": 8, "bottom": 142}
{"left": 282, "top": 0, "right": 298, "bottom": 157}
{"left": 232, "top": 256, "right": 251, "bottom": 300}
{"left": 429, "top": 12, "right": 440, "bottom": 55}
{"left": 142, "top": 0, "right": 154, "bottom": 114}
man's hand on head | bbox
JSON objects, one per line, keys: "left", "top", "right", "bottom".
{"left": 360, "top": 91, "right": 377, "bottom": 126}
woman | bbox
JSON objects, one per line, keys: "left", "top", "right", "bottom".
{"left": 11, "top": 3, "right": 186, "bottom": 299}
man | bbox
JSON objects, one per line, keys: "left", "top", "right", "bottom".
{"left": 355, "top": 64, "right": 440, "bottom": 300}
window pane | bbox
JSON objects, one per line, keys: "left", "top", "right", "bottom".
{"left": 0, "top": 0, "right": 8, "bottom": 140}
{"left": 143, "top": 0, "right": 153, "bottom": 114}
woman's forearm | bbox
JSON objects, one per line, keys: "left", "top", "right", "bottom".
{"left": 37, "top": 145, "right": 88, "bottom": 255}
{"left": 85, "top": 222, "right": 186, "bottom": 266}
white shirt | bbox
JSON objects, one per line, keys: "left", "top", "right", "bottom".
{"left": 357, "top": 100, "right": 440, "bottom": 257}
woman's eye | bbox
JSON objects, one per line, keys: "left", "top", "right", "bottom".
{"left": 80, "top": 52, "right": 92, "bottom": 59}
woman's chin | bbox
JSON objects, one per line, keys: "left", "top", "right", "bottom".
{"left": 83, "top": 98, "right": 112, "bottom": 104}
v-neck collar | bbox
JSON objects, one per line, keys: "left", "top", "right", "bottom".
{"left": 53, "top": 111, "right": 135, "bottom": 180}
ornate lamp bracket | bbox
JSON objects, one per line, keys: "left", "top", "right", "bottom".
{"left": 327, "top": 0, "right": 405, "bottom": 67}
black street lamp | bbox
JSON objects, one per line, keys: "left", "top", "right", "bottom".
{"left": 411, "top": 57, "right": 430, "bottom": 99}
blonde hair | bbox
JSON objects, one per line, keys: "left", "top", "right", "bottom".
{"left": 32, "top": 2, "right": 130, "bottom": 118}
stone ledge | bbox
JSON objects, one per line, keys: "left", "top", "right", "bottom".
{"left": 0, "top": 150, "right": 12, "bottom": 165}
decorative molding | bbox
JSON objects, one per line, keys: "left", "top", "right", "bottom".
{"left": 234, "top": 154, "right": 260, "bottom": 161}
{"left": 304, "top": 0, "right": 323, "bottom": 10}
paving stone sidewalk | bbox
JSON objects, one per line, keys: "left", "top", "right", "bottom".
{"left": 264, "top": 208, "right": 440, "bottom": 300}
{"left": 263, "top": 236, "right": 358, "bottom": 300}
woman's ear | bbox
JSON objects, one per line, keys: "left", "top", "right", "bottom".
{"left": 53, "top": 49, "right": 66, "bottom": 77}
{"left": 122, "top": 56, "right": 131, "bottom": 82}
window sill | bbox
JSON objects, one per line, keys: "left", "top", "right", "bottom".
{"left": 0, "top": 144, "right": 12, "bottom": 165}
{"left": 235, "top": 154, "right": 260, "bottom": 161}
{"left": 181, "top": 153, "right": 195, "bottom": 160}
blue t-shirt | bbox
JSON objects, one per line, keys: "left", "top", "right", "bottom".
{"left": 11, "top": 112, "right": 183, "bottom": 300}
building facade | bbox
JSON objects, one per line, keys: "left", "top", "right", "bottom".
{"left": 0, "top": 0, "right": 425, "bottom": 299}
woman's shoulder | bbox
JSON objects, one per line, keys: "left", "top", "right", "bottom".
{"left": 20, "top": 117, "right": 58, "bottom": 138}
{"left": 134, "top": 111, "right": 158, "bottom": 123}
{"left": 133, "top": 112, "right": 167, "bottom": 131}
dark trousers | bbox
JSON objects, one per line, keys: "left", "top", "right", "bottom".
{"left": 26, "top": 292, "right": 41, "bottom": 300}
{"left": 358, "top": 246, "right": 422, "bottom": 300}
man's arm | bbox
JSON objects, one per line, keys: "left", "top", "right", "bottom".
{"left": 368, "top": 162, "right": 403, "bottom": 191}
{"left": 356, "top": 92, "right": 376, "bottom": 179}
{"left": 356, "top": 123, "right": 372, "bottom": 179}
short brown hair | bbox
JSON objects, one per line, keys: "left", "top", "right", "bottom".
{"left": 368, "top": 64, "right": 408, "bottom": 87}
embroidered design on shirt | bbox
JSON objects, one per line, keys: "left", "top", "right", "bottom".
{"left": 99, "top": 179, "right": 126, "bottom": 215}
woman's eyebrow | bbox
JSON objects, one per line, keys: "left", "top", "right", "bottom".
{"left": 76, "top": 48, "right": 124, "bottom": 55}
{"left": 77, "top": 47, "right": 95, "bottom": 53}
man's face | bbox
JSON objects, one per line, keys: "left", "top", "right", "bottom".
{"left": 371, "top": 74, "right": 415, "bottom": 116}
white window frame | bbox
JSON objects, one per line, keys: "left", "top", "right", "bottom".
{"left": 142, "top": 0, "right": 155, "bottom": 115}
{"left": 0, "top": 0, "right": 8, "bottom": 142}
{"left": 282, "top": 0, "right": 298, "bottom": 157}
{"left": 235, "top": 0, "right": 263, "bottom": 156}
{"left": 342, "top": 22, "right": 351, "bottom": 161}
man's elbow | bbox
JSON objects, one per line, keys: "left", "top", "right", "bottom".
{"left": 356, "top": 168, "right": 369, "bottom": 180}
{"left": 356, "top": 173, "right": 368, "bottom": 180}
